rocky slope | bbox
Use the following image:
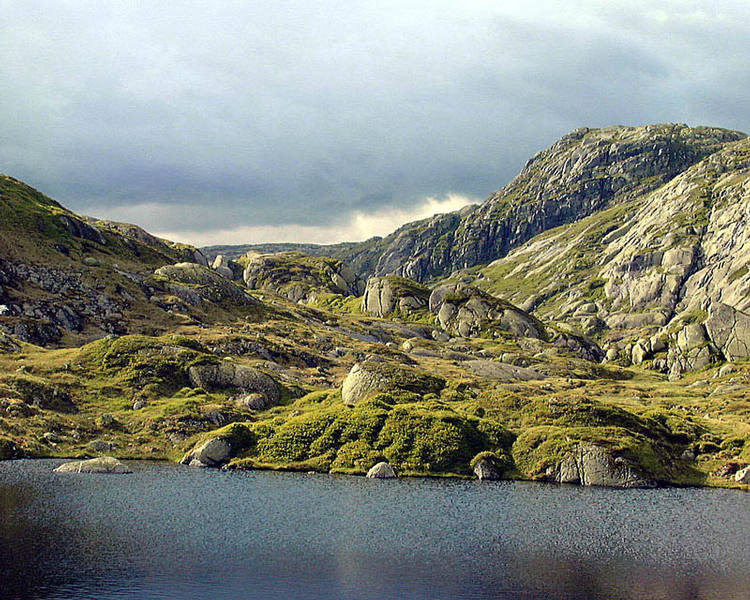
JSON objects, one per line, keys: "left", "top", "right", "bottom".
{"left": 3, "top": 123, "right": 750, "bottom": 489}
{"left": 462, "top": 136, "right": 750, "bottom": 379}
{"left": 0, "top": 175, "right": 218, "bottom": 346}
{"left": 344, "top": 124, "right": 745, "bottom": 282}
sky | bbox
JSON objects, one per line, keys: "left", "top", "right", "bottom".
{"left": 2, "top": 1, "right": 750, "bottom": 246}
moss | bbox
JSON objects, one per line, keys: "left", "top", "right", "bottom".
{"left": 728, "top": 266, "right": 748, "bottom": 284}
{"left": 79, "top": 334, "right": 215, "bottom": 396}
{"left": 0, "top": 374, "right": 73, "bottom": 412}
{"left": 512, "top": 425, "right": 664, "bottom": 480}
{"left": 237, "top": 396, "right": 513, "bottom": 476}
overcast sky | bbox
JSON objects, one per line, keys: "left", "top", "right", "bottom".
{"left": 2, "top": 1, "right": 749, "bottom": 245}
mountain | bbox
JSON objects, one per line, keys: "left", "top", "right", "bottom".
{"left": 209, "top": 124, "right": 745, "bottom": 282}
{"left": 335, "top": 124, "right": 746, "bottom": 281}
{"left": 468, "top": 134, "right": 750, "bottom": 378}
{"left": 2, "top": 124, "right": 750, "bottom": 490}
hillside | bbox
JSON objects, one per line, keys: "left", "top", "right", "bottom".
{"left": 458, "top": 136, "right": 750, "bottom": 378}
{"left": 2, "top": 124, "right": 750, "bottom": 490}
{"left": 206, "top": 124, "right": 746, "bottom": 283}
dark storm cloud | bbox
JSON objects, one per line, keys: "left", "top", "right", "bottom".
{"left": 1, "top": 1, "right": 749, "bottom": 241}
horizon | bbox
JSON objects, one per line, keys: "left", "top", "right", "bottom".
{"left": 3, "top": 1, "right": 750, "bottom": 246}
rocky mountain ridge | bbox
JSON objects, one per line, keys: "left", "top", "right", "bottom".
{"left": 206, "top": 124, "right": 746, "bottom": 283}
{"left": 3, "top": 123, "right": 750, "bottom": 490}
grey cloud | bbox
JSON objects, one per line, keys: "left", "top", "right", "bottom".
{"left": 1, "top": 1, "right": 749, "bottom": 238}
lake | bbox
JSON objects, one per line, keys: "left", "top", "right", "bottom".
{"left": 0, "top": 460, "right": 748, "bottom": 599}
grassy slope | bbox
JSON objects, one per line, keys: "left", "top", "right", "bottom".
{"left": 0, "top": 175, "right": 749, "bottom": 488}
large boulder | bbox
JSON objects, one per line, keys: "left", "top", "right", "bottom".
{"left": 242, "top": 251, "right": 363, "bottom": 302}
{"left": 341, "top": 363, "right": 390, "bottom": 406}
{"left": 188, "top": 362, "right": 280, "bottom": 405}
{"left": 181, "top": 437, "right": 232, "bottom": 468}
{"left": 341, "top": 359, "right": 445, "bottom": 406}
{"left": 429, "top": 282, "right": 546, "bottom": 339}
{"left": 54, "top": 456, "right": 131, "bottom": 474}
{"left": 154, "top": 263, "right": 257, "bottom": 306}
{"left": 361, "top": 275, "right": 430, "bottom": 318}
{"left": 366, "top": 462, "right": 397, "bottom": 478}
{"left": 550, "top": 445, "right": 654, "bottom": 488}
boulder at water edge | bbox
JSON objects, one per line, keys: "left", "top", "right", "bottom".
{"left": 54, "top": 456, "right": 132, "bottom": 474}
{"left": 366, "top": 462, "right": 397, "bottom": 479}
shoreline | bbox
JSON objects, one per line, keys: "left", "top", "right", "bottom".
{"left": 4, "top": 455, "right": 747, "bottom": 492}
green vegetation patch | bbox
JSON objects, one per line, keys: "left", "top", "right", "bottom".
{"left": 236, "top": 394, "right": 514, "bottom": 476}
{"left": 0, "top": 374, "right": 74, "bottom": 412}
{"left": 79, "top": 334, "right": 216, "bottom": 396}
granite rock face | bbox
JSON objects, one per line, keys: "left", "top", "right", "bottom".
{"left": 361, "top": 275, "right": 430, "bottom": 318}
{"left": 550, "top": 445, "right": 654, "bottom": 488}
{"left": 334, "top": 124, "right": 745, "bottom": 282}
{"left": 54, "top": 456, "right": 132, "bottom": 474}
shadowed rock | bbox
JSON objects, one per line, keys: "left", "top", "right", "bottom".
{"left": 550, "top": 444, "right": 654, "bottom": 488}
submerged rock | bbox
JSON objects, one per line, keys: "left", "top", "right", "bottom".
{"left": 54, "top": 456, "right": 131, "bottom": 474}
{"left": 366, "top": 462, "right": 396, "bottom": 479}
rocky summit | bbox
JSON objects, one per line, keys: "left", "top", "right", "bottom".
{"left": 3, "top": 123, "right": 750, "bottom": 489}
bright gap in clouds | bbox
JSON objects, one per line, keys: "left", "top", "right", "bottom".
{"left": 151, "top": 194, "right": 477, "bottom": 247}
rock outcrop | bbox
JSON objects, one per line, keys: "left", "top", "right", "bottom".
{"left": 54, "top": 456, "right": 132, "bottom": 474}
{"left": 211, "top": 255, "right": 238, "bottom": 280}
{"left": 154, "top": 263, "right": 257, "bottom": 306}
{"left": 549, "top": 445, "right": 654, "bottom": 488}
{"left": 242, "top": 251, "right": 364, "bottom": 302}
{"left": 361, "top": 275, "right": 430, "bottom": 318}
{"left": 366, "top": 461, "right": 397, "bottom": 478}
{"left": 429, "top": 282, "right": 546, "bottom": 339}
{"left": 188, "top": 362, "right": 280, "bottom": 405}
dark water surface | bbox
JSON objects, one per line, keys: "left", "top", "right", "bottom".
{"left": 1, "top": 460, "right": 748, "bottom": 600}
